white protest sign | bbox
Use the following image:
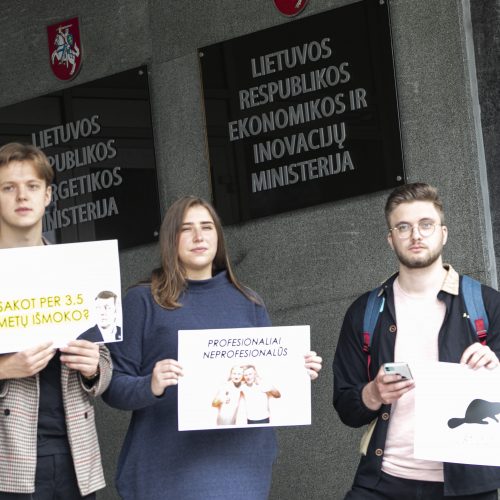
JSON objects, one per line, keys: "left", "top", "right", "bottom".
{"left": 178, "top": 325, "right": 311, "bottom": 431}
{"left": 0, "top": 240, "right": 122, "bottom": 352}
{"left": 413, "top": 361, "right": 500, "bottom": 466}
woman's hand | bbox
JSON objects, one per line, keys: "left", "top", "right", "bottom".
{"left": 151, "top": 359, "right": 184, "bottom": 396}
{"left": 304, "top": 351, "right": 322, "bottom": 380}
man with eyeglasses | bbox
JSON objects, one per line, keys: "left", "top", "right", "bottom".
{"left": 333, "top": 182, "right": 500, "bottom": 499}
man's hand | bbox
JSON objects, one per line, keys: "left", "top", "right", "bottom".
{"left": 151, "top": 359, "right": 183, "bottom": 397}
{"left": 362, "top": 365, "right": 415, "bottom": 411}
{"left": 304, "top": 351, "right": 322, "bottom": 380}
{"left": 0, "top": 342, "right": 55, "bottom": 379}
{"left": 460, "top": 342, "right": 499, "bottom": 370}
{"left": 60, "top": 340, "right": 100, "bottom": 379}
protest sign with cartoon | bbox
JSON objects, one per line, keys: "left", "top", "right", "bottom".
{"left": 413, "top": 361, "right": 500, "bottom": 466}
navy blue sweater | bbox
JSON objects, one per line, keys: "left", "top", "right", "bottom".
{"left": 104, "top": 271, "right": 277, "bottom": 500}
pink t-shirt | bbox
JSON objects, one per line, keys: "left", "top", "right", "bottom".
{"left": 381, "top": 278, "right": 445, "bottom": 482}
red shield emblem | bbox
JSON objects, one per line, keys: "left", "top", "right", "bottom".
{"left": 47, "top": 17, "right": 82, "bottom": 81}
{"left": 273, "top": 0, "right": 309, "bottom": 16}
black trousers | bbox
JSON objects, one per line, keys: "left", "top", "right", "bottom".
{"left": 0, "top": 454, "right": 96, "bottom": 500}
{"left": 247, "top": 418, "right": 270, "bottom": 424}
{"left": 345, "top": 472, "right": 498, "bottom": 500}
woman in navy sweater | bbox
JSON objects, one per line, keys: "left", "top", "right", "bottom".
{"left": 104, "top": 196, "right": 322, "bottom": 499}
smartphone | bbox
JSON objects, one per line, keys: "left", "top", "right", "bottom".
{"left": 383, "top": 362, "right": 413, "bottom": 380}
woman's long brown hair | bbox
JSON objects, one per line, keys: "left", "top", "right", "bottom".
{"left": 150, "top": 196, "right": 260, "bottom": 309}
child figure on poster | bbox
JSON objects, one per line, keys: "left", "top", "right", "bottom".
{"left": 212, "top": 365, "right": 246, "bottom": 425}
{"left": 241, "top": 364, "right": 280, "bottom": 424}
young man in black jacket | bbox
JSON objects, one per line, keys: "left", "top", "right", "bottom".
{"left": 333, "top": 182, "right": 500, "bottom": 499}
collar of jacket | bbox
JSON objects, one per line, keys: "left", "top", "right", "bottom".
{"left": 376, "top": 263, "right": 459, "bottom": 297}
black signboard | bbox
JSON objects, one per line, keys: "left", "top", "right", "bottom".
{"left": 199, "top": 0, "right": 405, "bottom": 224}
{"left": 0, "top": 66, "right": 161, "bottom": 250}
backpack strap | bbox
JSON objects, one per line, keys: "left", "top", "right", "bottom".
{"left": 362, "top": 287, "right": 385, "bottom": 380}
{"left": 461, "top": 275, "right": 488, "bottom": 345}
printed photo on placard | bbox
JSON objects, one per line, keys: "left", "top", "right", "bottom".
{"left": 0, "top": 240, "right": 122, "bottom": 352}
{"left": 178, "top": 325, "right": 311, "bottom": 431}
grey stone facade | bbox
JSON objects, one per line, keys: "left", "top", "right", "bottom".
{"left": 0, "top": 1, "right": 498, "bottom": 498}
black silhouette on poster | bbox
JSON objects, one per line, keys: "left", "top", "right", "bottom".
{"left": 448, "top": 399, "right": 500, "bottom": 429}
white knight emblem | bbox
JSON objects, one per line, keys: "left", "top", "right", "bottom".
{"left": 47, "top": 17, "right": 82, "bottom": 81}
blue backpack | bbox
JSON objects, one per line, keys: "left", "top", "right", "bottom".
{"left": 362, "top": 275, "right": 488, "bottom": 379}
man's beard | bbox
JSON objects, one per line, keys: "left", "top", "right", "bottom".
{"left": 394, "top": 243, "right": 443, "bottom": 269}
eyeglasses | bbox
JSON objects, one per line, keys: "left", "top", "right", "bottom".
{"left": 390, "top": 220, "right": 442, "bottom": 240}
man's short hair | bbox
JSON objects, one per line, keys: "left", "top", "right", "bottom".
{"left": 95, "top": 290, "right": 117, "bottom": 302}
{"left": 384, "top": 182, "right": 444, "bottom": 227}
{"left": 0, "top": 142, "right": 54, "bottom": 185}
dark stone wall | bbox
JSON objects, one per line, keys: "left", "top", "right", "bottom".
{"left": 471, "top": 0, "right": 500, "bottom": 283}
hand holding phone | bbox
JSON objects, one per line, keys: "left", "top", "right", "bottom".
{"left": 383, "top": 362, "right": 413, "bottom": 380}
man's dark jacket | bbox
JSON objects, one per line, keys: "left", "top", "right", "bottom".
{"left": 77, "top": 325, "right": 122, "bottom": 343}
